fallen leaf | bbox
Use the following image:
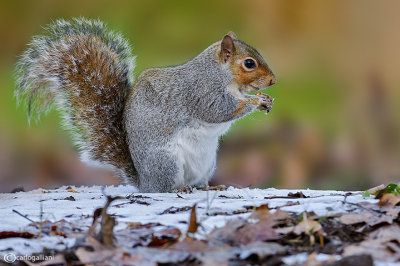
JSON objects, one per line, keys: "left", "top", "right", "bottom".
{"left": 197, "top": 185, "right": 228, "bottom": 191}
{"left": 148, "top": 227, "right": 182, "bottom": 247}
{"left": 28, "top": 219, "right": 71, "bottom": 237}
{"left": 75, "top": 236, "right": 117, "bottom": 264}
{"left": 264, "top": 191, "right": 309, "bottom": 199}
{"left": 126, "top": 194, "right": 150, "bottom": 200}
{"left": 378, "top": 193, "right": 400, "bottom": 207}
{"left": 319, "top": 218, "right": 365, "bottom": 243}
{"left": 326, "top": 254, "right": 373, "bottom": 266}
{"left": 88, "top": 196, "right": 122, "bottom": 246}
{"left": 127, "top": 247, "right": 200, "bottom": 265}
{"left": 293, "top": 218, "right": 322, "bottom": 235}
{"left": 340, "top": 210, "right": 397, "bottom": 227}
{"left": 207, "top": 209, "right": 253, "bottom": 216}
{"left": 171, "top": 237, "right": 224, "bottom": 252}
{"left": 275, "top": 218, "right": 322, "bottom": 235}
{"left": 187, "top": 204, "right": 198, "bottom": 235}
{"left": 126, "top": 222, "right": 142, "bottom": 228}
{"left": 248, "top": 203, "right": 270, "bottom": 220}
{"left": 375, "top": 183, "right": 400, "bottom": 199}
{"left": 343, "top": 225, "right": 400, "bottom": 262}
{"left": 160, "top": 206, "right": 192, "bottom": 214}
{"left": 0, "top": 231, "right": 35, "bottom": 239}
{"left": 218, "top": 194, "right": 243, "bottom": 199}
{"left": 236, "top": 241, "right": 287, "bottom": 260}
{"left": 249, "top": 206, "right": 292, "bottom": 226}
{"left": 287, "top": 191, "right": 309, "bottom": 198}
{"left": 209, "top": 212, "right": 281, "bottom": 246}
{"left": 344, "top": 239, "right": 400, "bottom": 262}
{"left": 63, "top": 196, "right": 76, "bottom": 201}
{"left": 116, "top": 223, "right": 181, "bottom": 248}
{"left": 208, "top": 219, "right": 245, "bottom": 244}
{"left": 368, "top": 224, "right": 400, "bottom": 243}
{"left": 235, "top": 221, "right": 279, "bottom": 244}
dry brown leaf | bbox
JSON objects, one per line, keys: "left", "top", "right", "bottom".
{"left": 148, "top": 227, "right": 182, "bottom": 247}
{"left": 88, "top": 196, "right": 121, "bottom": 246}
{"left": 209, "top": 211, "right": 280, "bottom": 246}
{"left": 28, "top": 219, "right": 72, "bottom": 238}
{"left": 208, "top": 219, "right": 245, "bottom": 244}
{"left": 249, "top": 204, "right": 291, "bottom": 224}
{"left": 305, "top": 252, "right": 321, "bottom": 266}
{"left": 379, "top": 193, "right": 400, "bottom": 207}
{"left": 235, "top": 220, "right": 279, "bottom": 244}
{"left": 287, "top": 191, "right": 309, "bottom": 198}
{"left": 368, "top": 224, "right": 400, "bottom": 242}
{"left": 127, "top": 247, "right": 199, "bottom": 265}
{"left": 275, "top": 218, "right": 322, "bottom": 235}
{"left": 197, "top": 185, "right": 228, "bottom": 191}
{"left": 168, "top": 238, "right": 235, "bottom": 265}
{"left": 160, "top": 206, "right": 192, "bottom": 214}
{"left": 326, "top": 254, "right": 374, "bottom": 266}
{"left": 236, "top": 241, "right": 286, "bottom": 260}
{"left": 75, "top": 236, "right": 118, "bottom": 264}
{"left": 187, "top": 204, "right": 198, "bottom": 235}
{"left": 344, "top": 225, "right": 400, "bottom": 262}
{"left": 0, "top": 231, "right": 35, "bottom": 239}
{"left": 171, "top": 237, "right": 225, "bottom": 252}
{"left": 340, "top": 209, "right": 398, "bottom": 227}
{"left": 279, "top": 201, "right": 301, "bottom": 207}
{"left": 293, "top": 218, "right": 322, "bottom": 235}
{"left": 248, "top": 203, "right": 270, "bottom": 220}
{"left": 344, "top": 239, "right": 400, "bottom": 262}
{"left": 115, "top": 223, "right": 181, "bottom": 248}
{"left": 126, "top": 222, "right": 142, "bottom": 228}
{"left": 100, "top": 211, "right": 116, "bottom": 246}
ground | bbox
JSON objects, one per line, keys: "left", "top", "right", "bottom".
{"left": 0, "top": 185, "right": 399, "bottom": 265}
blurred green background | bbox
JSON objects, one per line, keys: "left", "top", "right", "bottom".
{"left": 1, "top": 0, "right": 399, "bottom": 192}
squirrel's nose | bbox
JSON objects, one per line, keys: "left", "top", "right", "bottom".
{"left": 268, "top": 76, "right": 276, "bottom": 87}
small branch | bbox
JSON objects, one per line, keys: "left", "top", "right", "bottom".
{"left": 12, "top": 209, "right": 35, "bottom": 223}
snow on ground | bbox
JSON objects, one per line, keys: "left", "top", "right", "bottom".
{"left": 0, "top": 186, "right": 379, "bottom": 263}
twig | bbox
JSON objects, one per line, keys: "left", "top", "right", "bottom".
{"left": 12, "top": 209, "right": 35, "bottom": 223}
{"left": 342, "top": 201, "right": 386, "bottom": 214}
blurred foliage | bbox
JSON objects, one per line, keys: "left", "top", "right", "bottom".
{"left": 0, "top": 0, "right": 399, "bottom": 192}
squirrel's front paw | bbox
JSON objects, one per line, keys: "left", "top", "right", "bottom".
{"left": 255, "top": 93, "right": 274, "bottom": 113}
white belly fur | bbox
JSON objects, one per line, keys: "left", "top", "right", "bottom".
{"left": 171, "top": 120, "right": 233, "bottom": 186}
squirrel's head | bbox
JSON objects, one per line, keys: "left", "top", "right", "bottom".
{"left": 218, "top": 31, "right": 276, "bottom": 93}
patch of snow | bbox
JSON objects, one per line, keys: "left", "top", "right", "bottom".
{"left": 0, "top": 186, "right": 378, "bottom": 257}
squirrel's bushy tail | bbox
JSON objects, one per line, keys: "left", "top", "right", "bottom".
{"left": 15, "top": 18, "right": 138, "bottom": 185}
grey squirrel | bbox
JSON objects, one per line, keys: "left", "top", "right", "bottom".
{"left": 15, "top": 18, "right": 275, "bottom": 192}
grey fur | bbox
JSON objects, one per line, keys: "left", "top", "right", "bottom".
{"left": 125, "top": 43, "right": 272, "bottom": 192}
{"left": 15, "top": 18, "right": 275, "bottom": 192}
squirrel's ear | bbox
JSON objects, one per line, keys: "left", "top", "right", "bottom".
{"left": 221, "top": 34, "right": 235, "bottom": 63}
{"left": 227, "top": 31, "right": 238, "bottom": 40}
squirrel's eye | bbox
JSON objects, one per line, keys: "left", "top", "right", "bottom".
{"left": 243, "top": 58, "right": 257, "bottom": 70}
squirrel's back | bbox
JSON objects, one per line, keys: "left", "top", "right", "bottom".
{"left": 15, "top": 18, "right": 138, "bottom": 184}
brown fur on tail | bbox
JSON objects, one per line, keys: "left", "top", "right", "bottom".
{"left": 15, "top": 18, "right": 138, "bottom": 185}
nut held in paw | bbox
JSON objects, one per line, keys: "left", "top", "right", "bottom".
{"left": 256, "top": 93, "right": 274, "bottom": 113}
